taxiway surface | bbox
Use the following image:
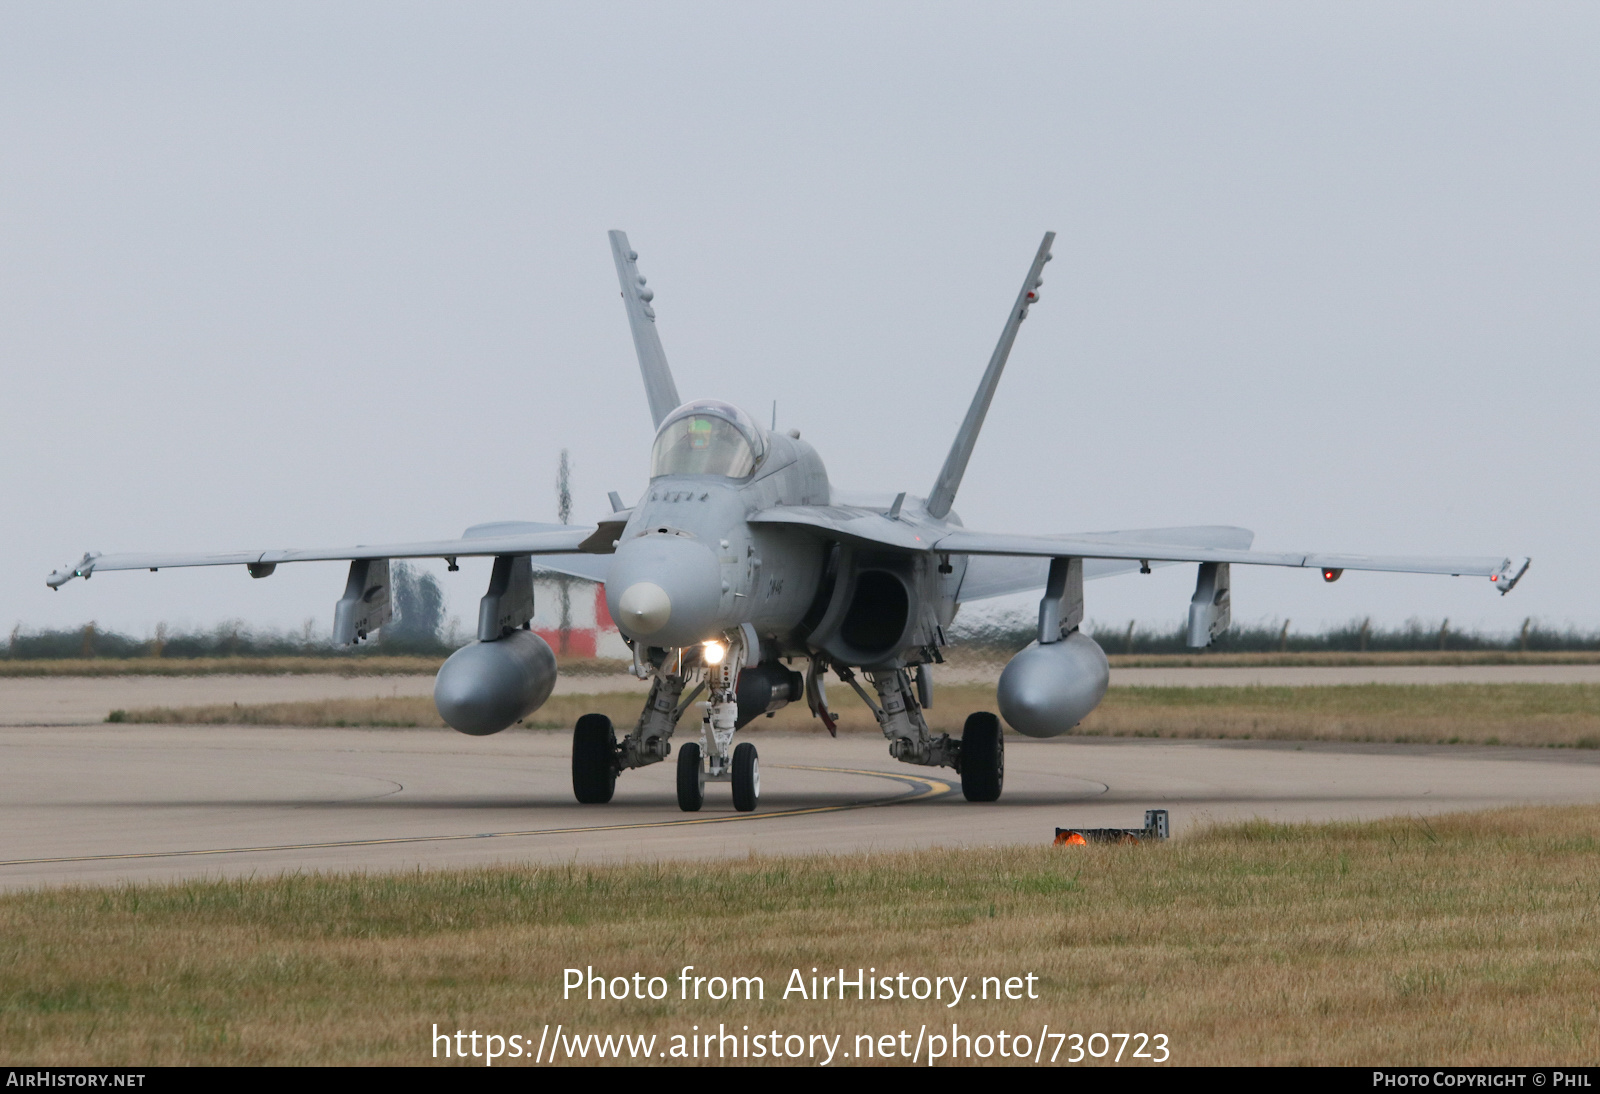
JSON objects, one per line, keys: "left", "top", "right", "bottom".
{"left": 2, "top": 723, "right": 1596, "bottom": 891}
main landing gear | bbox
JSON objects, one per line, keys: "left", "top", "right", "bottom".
{"left": 827, "top": 662, "right": 1006, "bottom": 802}
{"left": 676, "top": 741, "right": 704, "bottom": 811}
{"left": 571, "top": 713, "right": 618, "bottom": 804}
{"left": 958, "top": 711, "right": 1004, "bottom": 802}
{"left": 570, "top": 646, "right": 1002, "bottom": 809}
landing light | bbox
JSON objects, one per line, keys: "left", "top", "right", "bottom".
{"left": 703, "top": 640, "right": 727, "bottom": 665}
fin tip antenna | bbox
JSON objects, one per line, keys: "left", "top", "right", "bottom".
{"left": 609, "top": 230, "right": 682, "bottom": 429}
{"left": 926, "top": 232, "right": 1055, "bottom": 519}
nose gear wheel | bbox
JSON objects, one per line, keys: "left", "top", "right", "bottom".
{"left": 731, "top": 742, "right": 760, "bottom": 812}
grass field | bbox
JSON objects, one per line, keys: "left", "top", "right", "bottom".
{"left": 2, "top": 805, "right": 1596, "bottom": 1065}
{"left": 0, "top": 656, "right": 449, "bottom": 678}
{"left": 1111, "top": 650, "right": 1600, "bottom": 667}
{"left": 113, "top": 682, "right": 1600, "bottom": 749}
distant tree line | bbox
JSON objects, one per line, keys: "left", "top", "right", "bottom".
{"left": 951, "top": 616, "right": 1600, "bottom": 655}
{"left": 8, "top": 577, "right": 1597, "bottom": 660}
{"left": 8, "top": 563, "right": 457, "bottom": 659}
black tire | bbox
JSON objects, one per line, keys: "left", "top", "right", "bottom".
{"left": 731, "top": 742, "right": 760, "bottom": 812}
{"left": 572, "top": 713, "right": 617, "bottom": 804}
{"left": 677, "top": 741, "right": 705, "bottom": 812}
{"left": 960, "top": 711, "right": 1004, "bottom": 802}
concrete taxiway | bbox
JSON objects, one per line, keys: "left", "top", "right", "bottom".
{"left": 2, "top": 722, "right": 1596, "bottom": 891}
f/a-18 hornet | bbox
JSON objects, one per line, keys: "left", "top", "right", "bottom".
{"left": 49, "top": 231, "right": 1530, "bottom": 812}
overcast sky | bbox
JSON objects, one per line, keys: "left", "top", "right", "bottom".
{"left": 2, "top": 2, "right": 1594, "bottom": 641}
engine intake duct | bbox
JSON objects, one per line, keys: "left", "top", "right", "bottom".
{"left": 735, "top": 662, "right": 805, "bottom": 728}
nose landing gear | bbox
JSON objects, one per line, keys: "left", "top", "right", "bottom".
{"left": 573, "top": 629, "right": 765, "bottom": 812}
{"left": 670, "top": 628, "right": 760, "bottom": 813}
{"left": 572, "top": 713, "right": 619, "bottom": 804}
{"left": 731, "top": 741, "right": 760, "bottom": 812}
{"left": 675, "top": 739, "right": 759, "bottom": 813}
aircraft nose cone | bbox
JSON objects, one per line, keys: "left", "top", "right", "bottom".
{"left": 616, "top": 582, "right": 672, "bottom": 635}
{"left": 605, "top": 534, "right": 724, "bottom": 647}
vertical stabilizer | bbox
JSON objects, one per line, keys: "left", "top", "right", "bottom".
{"left": 926, "top": 232, "right": 1055, "bottom": 519}
{"left": 609, "top": 230, "right": 682, "bottom": 428}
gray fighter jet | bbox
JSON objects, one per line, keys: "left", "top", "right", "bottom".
{"left": 48, "top": 231, "right": 1530, "bottom": 811}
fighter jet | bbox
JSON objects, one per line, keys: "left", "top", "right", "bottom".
{"left": 48, "top": 231, "right": 1530, "bottom": 812}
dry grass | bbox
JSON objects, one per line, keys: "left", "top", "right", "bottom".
{"left": 111, "top": 696, "right": 455, "bottom": 727}
{"left": 113, "top": 683, "right": 1600, "bottom": 749}
{"left": 2, "top": 805, "right": 1598, "bottom": 1065}
{"left": 1103, "top": 650, "right": 1600, "bottom": 668}
{"left": 0, "top": 656, "right": 447, "bottom": 678}
{"left": 939, "top": 649, "right": 1600, "bottom": 672}
{"left": 1081, "top": 683, "right": 1600, "bottom": 749}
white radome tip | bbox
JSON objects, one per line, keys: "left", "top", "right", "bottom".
{"left": 617, "top": 581, "right": 672, "bottom": 635}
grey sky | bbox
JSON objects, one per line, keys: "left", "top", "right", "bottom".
{"left": 2, "top": 2, "right": 1594, "bottom": 640}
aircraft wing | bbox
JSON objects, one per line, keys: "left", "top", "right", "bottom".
{"left": 463, "top": 521, "right": 613, "bottom": 583}
{"left": 957, "top": 526, "right": 1255, "bottom": 600}
{"left": 747, "top": 505, "right": 1530, "bottom": 595}
{"left": 46, "top": 526, "right": 607, "bottom": 589}
{"left": 936, "top": 530, "right": 1530, "bottom": 592}
{"left": 530, "top": 555, "right": 613, "bottom": 583}
{"left": 747, "top": 504, "right": 932, "bottom": 551}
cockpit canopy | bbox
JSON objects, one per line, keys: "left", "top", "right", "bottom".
{"left": 650, "top": 400, "right": 766, "bottom": 479}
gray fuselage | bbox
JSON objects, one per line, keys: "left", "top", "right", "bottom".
{"left": 604, "top": 422, "right": 966, "bottom": 670}
{"left": 605, "top": 428, "right": 831, "bottom": 656}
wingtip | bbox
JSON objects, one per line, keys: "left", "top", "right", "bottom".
{"left": 46, "top": 551, "right": 98, "bottom": 589}
{"left": 1494, "top": 556, "right": 1531, "bottom": 595}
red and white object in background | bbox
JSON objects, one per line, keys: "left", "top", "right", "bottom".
{"left": 530, "top": 578, "right": 629, "bottom": 659}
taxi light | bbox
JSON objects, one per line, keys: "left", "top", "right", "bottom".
{"left": 703, "top": 640, "right": 726, "bottom": 665}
